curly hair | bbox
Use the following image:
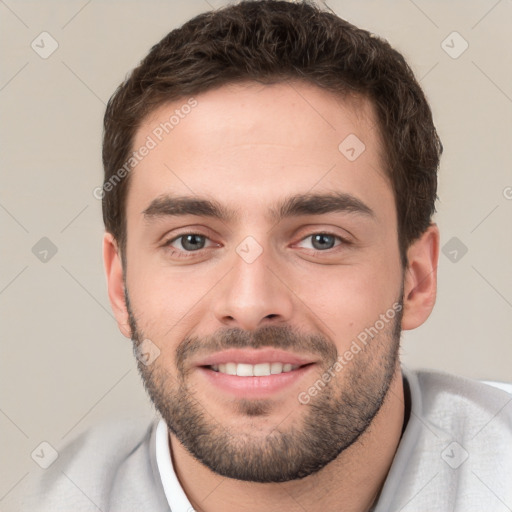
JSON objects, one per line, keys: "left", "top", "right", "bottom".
{"left": 102, "top": 0, "right": 442, "bottom": 267}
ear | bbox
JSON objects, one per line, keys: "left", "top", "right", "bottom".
{"left": 103, "top": 232, "right": 131, "bottom": 338}
{"left": 401, "top": 224, "right": 440, "bottom": 330}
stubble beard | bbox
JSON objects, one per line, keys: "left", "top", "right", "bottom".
{"left": 125, "top": 289, "right": 403, "bottom": 483}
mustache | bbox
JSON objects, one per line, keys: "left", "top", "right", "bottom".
{"left": 176, "top": 325, "right": 338, "bottom": 371}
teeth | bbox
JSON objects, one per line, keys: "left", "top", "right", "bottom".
{"left": 270, "top": 362, "right": 283, "bottom": 374}
{"left": 254, "top": 363, "right": 270, "bottom": 376}
{"left": 225, "top": 362, "right": 237, "bottom": 375}
{"left": 236, "top": 363, "right": 253, "bottom": 377}
{"left": 210, "top": 362, "right": 300, "bottom": 376}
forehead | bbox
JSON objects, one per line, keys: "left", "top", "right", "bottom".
{"left": 126, "top": 81, "right": 393, "bottom": 225}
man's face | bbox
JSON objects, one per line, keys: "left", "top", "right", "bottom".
{"left": 121, "top": 82, "right": 405, "bottom": 482}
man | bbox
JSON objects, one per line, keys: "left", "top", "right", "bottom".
{"left": 22, "top": 1, "right": 512, "bottom": 511}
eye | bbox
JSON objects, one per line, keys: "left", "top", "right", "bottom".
{"left": 297, "top": 233, "right": 344, "bottom": 251}
{"left": 166, "top": 234, "right": 211, "bottom": 251}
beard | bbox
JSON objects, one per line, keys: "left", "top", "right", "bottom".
{"left": 125, "top": 288, "right": 403, "bottom": 483}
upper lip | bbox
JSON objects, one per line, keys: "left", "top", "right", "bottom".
{"left": 195, "top": 349, "right": 316, "bottom": 367}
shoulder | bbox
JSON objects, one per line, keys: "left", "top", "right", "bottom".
{"left": 410, "top": 367, "right": 512, "bottom": 436}
{"left": 21, "top": 414, "right": 165, "bottom": 512}
{"left": 381, "top": 367, "right": 512, "bottom": 511}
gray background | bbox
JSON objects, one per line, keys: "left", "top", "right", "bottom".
{"left": 1, "top": 0, "right": 511, "bottom": 509}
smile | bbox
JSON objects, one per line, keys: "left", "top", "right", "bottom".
{"left": 209, "top": 362, "right": 301, "bottom": 376}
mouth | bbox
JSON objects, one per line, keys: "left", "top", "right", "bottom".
{"left": 206, "top": 361, "right": 311, "bottom": 376}
{"left": 194, "top": 349, "right": 317, "bottom": 398}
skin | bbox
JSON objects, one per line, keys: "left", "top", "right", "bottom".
{"left": 103, "top": 81, "right": 439, "bottom": 512}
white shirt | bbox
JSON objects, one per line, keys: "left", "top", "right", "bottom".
{"left": 155, "top": 366, "right": 512, "bottom": 512}
{"left": 21, "top": 366, "right": 512, "bottom": 511}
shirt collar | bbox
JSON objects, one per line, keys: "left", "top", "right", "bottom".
{"left": 155, "top": 418, "right": 194, "bottom": 512}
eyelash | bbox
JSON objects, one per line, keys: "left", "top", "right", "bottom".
{"left": 162, "top": 232, "right": 350, "bottom": 259}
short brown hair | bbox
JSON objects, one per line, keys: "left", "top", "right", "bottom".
{"left": 102, "top": 0, "right": 442, "bottom": 267}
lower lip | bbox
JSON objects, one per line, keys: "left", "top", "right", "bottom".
{"left": 197, "top": 365, "right": 315, "bottom": 398}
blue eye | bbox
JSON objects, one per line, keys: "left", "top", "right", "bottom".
{"left": 164, "top": 233, "right": 213, "bottom": 258}
{"left": 162, "top": 231, "right": 348, "bottom": 260}
{"left": 310, "top": 234, "right": 336, "bottom": 250}
{"left": 168, "top": 234, "right": 208, "bottom": 251}
{"left": 298, "top": 233, "right": 343, "bottom": 251}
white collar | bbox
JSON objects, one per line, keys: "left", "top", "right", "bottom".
{"left": 155, "top": 418, "right": 194, "bottom": 512}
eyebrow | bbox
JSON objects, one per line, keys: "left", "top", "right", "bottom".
{"left": 142, "top": 191, "right": 375, "bottom": 224}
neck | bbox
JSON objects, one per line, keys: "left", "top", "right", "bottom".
{"left": 169, "top": 367, "right": 404, "bottom": 512}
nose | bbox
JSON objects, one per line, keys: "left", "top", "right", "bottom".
{"left": 212, "top": 243, "right": 294, "bottom": 331}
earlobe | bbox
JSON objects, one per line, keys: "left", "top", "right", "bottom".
{"left": 401, "top": 224, "right": 440, "bottom": 331}
{"left": 102, "top": 232, "right": 132, "bottom": 338}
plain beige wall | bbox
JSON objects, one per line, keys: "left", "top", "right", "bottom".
{"left": 1, "top": 0, "right": 511, "bottom": 508}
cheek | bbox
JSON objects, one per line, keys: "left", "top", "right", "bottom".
{"left": 126, "top": 262, "right": 218, "bottom": 341}
{"left": 293, "top": 260, "right": 401, "bottom": 344}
